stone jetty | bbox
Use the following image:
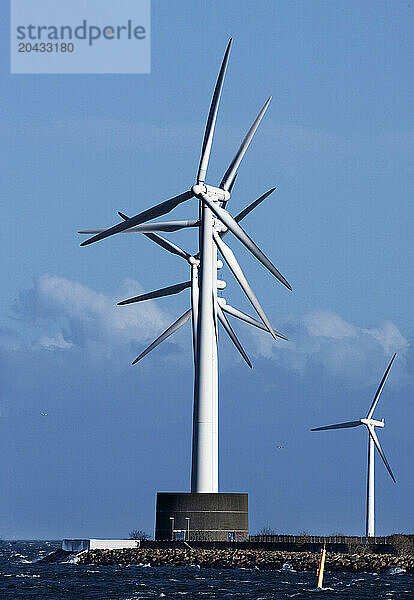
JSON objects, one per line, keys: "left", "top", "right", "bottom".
{"left": 77, "top": 547, "right": 414, "bottom": 573}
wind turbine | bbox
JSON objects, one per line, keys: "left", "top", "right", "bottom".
{"left": 311, "top": 353, "right": 397, "bottom": 537}
{"left": 79, "top": 38, "right": 292, "bottom": 496}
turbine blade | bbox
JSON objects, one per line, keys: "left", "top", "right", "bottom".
{"left": 78, "top": 220, "right": 199, "bottom": 235}
{"left": 132, "top": 309, "right": 192, "bottom": 365}
{"left": 118, "top": 212, "right": 192, "bottom": 261}
{"left": 235, "top": 187, "right": 276, "bottom": 223}
{"left": 197, "top": 39, "right": 232, "bottom": 184}
{"left": 220, "top": 97, "right": 272, "bottom": 191}
{"left": 228, "top": 173, "right": 238, "bottom": 194}
{"left": 366, "top": 353, "right": 397, "bottom": 419}
{"left": 311, "top": 421, "right": 363, "bottom": 431}
{"left": 118, "top": 281, "right": 191, "bottom": 305}
{"left": 216, "top": 303, "right": 252, "bottom": 368}
{"left": 221, "top": 302, "right": 288, "bottom": 340}
{"left": 79, "top": 229, "right": 113, "bottom": 234}
{"left": 367, "top": 425, "right": 396, "bottom": 483}
{"left": 202, "top": 193, "right": 291, "bottom": 290}
{"left": 143, "top": 233, "right": 192, "bottom": 261}
{"left": 221, "top": 173, "right": 238, "bottom": 209}
{"left": 219, "top": 187, "right": 277, "bottom": 240}
{"left": 213, "top": 232, "right": 278, "bottom": 340}
{"left": 80, "top": 190, "right": 194, "bottom": 246}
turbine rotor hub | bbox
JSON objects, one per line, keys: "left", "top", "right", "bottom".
{"left": 191, "top": 183, "right": 207, "bottom": 197}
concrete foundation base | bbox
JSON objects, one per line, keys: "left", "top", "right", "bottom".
{"left": 155, "top": 492, "right": 248, "bottom": 542}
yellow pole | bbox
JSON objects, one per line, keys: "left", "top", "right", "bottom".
{"left": 316, "top": 543, "right": 326, "bottom": 589}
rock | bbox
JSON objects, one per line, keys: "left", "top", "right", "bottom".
{"left": 75, "top": 547, "right": 414, "bottom": 573}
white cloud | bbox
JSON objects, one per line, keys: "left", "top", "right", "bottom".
{"left": 14, "top": 274, "right": 173, "bottom": 362}
{"left": 5, "top": 275, "right": 412, "bottom": 388}
{"left": 363, "top": 320, "right": 409, "bottom": 356}
{"left": 303, "top": 310, "right": 357, "bottom": 339}
{"left": 37, "top": 332, "right": 73, "bottom": 350}
{"left": 247, "top": 309, "right": 409, "bottom": 387}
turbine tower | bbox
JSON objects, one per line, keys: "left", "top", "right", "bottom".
{"left": 79, "top": 39, "right": 291, "bottom": 540}
{"left": 311, "top": 354, "right": 396, "bottom": 537}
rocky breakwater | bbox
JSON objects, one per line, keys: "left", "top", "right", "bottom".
{"left": 77, "top": 548, "right": 414, "bottom": 573}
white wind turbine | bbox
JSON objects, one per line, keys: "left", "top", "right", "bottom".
{"left": 311, "top": 353, "right": 397, "bottom": 537}
{"left": 79, "top": 39, "right": 291, "bottom": 494}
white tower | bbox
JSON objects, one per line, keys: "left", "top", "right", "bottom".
{"left": 191, "top": 199, "right": 219, "bottom": 492}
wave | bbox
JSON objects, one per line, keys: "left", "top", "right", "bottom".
{"left": 386, "top": 566, "right": 406, "bottom": 575}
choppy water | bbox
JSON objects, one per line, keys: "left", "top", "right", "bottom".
{"left": 1, "top": 540, "right": 413, "bottom": 599}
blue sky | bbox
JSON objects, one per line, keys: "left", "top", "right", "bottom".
{"left": 1, "top": 1, "right": 413, "bottom": 539}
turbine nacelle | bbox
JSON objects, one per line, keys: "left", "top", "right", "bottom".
{"left": 191, "top": 183, "right": 230, "bottom": 203}
{"left": 360, "top": 418, "right": 385, "bottom": 428}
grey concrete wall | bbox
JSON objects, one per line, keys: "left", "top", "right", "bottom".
{"left": 155, "top": 492, "right": 248, "bottom": 541}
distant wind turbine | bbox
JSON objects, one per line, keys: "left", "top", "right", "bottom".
{"left": 311, "top": 353, "right": 397, "bottom": 537}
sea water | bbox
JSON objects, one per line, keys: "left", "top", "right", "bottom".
{"left": 1, "top": 540, "right": 413, "bottom": 599}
